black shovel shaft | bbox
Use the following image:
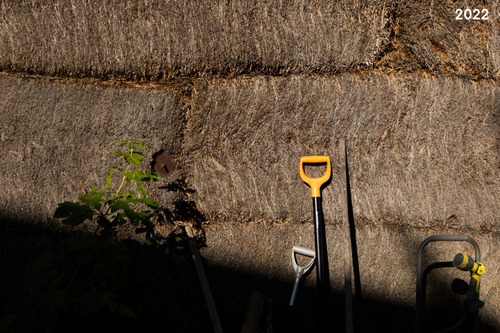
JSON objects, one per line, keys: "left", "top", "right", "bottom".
{"left": 313, "top": 197, "right": 329, "bottom": 328}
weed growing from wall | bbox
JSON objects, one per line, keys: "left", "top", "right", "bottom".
{"left": 0, "top": 140, "right": 163, "bottom": 333}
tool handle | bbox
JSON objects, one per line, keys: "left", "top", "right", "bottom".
{"left": 289, "top": 277, "right": 301, "bottom": 307}
{"left": 293, "top": 246, "right": 315, "bottom": 258}
{"left": 312, "top": 197, "right": 329, "bottom": 329}
{"left": 291, "top": 247, "right": 316, "bottom": 276}
{"left": 186, "top": 226, "right": 224, "bottom": 333}
{"left": 300, "top": 156, "right": 331, "bottom": 197}
{"left": 467, "top": 274, "right": 481, "bottom": 301}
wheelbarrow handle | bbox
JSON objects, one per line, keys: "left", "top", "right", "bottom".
{"left": 300, "top": 156, "right": 331, "bottom": 197}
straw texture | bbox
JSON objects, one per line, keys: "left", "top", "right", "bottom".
{"left": 0, "top": 0, "right": 388, "bottom": 78}
{"left": 185, "top": 74, "right": 500, "bottom": 233}
{"left": 0, "top": 74, "right": 185, "bottom": 226}
{"left": 2, "top": 1, "right": 500, "bottom": 79}
{"left": 1, "top": 1, "right": 500, "bottom": 329}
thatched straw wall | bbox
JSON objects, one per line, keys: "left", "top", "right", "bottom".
{"left": 0, "top": 0, "right": 391, "bottom": 78}
{"left": 0, "top": 74, "right": 185, "bottom": 226}
{"left": 387, "top": 0, "right": 500, "bottom": 76}
{"left": 1, "top": 0, "right": 500, "bottom": 79}
{"left": 2, "top": 0, "right": 500, "bottom": 330}
{"left": 185, "top": 74, "right": 500, "bottom": 233}
{"left": 199, "top": 223, "right": 500, "bottom": 331}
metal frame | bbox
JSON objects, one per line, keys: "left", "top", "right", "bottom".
{"left": 415, "top": 235, "right": 480, "bottom": 333}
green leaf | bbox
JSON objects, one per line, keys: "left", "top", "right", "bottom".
{"left": 128, "top": 154, "right": 142, "bottom": 167}
{"left": 78, "top": 188, "right": 105, "bottom": 210}
{"left": 142, "top": 218, "right": 155, "bottom": 230}
{"left": 106, "top": 166, "right": 121, "bottom": 191}
{"left": 54, "top": 202, "right": 93, "bottom": 226}
{"left": 133, "top": 142, "right": 147, "bottom": 150}
{"left": 109, "top": 200, "right": 151, "bottom": 226}
{"left": 123, "top": 171, "right": 148, "bottom": 197}
{"left": 117, "top": 303, "right": 137, "bottom": 319}
{"left": 131, "top": 152, "right": 143, "bottom": 159}
{"left": 114, "top": 191, "right": 134, "bottom": 200}
{"left": 133, "top": 198, "right": 160, "bottom": 210}
{"left": 124, "top": 191, "right": 135, "bottom": 197}
{"left": 135, "top": 179, "right": 146, "bottom": 197}
{"left": 109, "top": 201, "right": 136, "bottom": 222}
{"left": 126, "top": 140, "right": 146, "bottom": 151}
{"left": 141, "top": 172, "right": 161, "bottom": 183}
{"left": 113, "top": 151, "right": 129, "bottom": 159}
{"left": 114, "top": 140, "right": 128, "bottom": 147}
{"left": 111, "top": 213, "right": 127, "bottom": 226}
{"left": 98, "top": 292, "right": 118, "bottom": 313}
{"left": 114, "top": 151, "right": 141, "bottom": 166}
{"left": 109, "top": 200, "right": 132, "bottom": 214}
{"left": 72, "top": 292, "right": 102, "bottom": 316}
{"left": 124, "top": 171, "right": 140, "bottom": 180}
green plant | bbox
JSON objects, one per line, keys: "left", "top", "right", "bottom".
{"left": 0, "top": 140, "right": 163, "bottom": 333}
{"left": 55, "top": 140, "right": 162, "bottom": 240}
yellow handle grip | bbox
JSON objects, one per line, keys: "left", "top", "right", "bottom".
{"left": 300, "top": 156, "right": 331, "bottom": 197}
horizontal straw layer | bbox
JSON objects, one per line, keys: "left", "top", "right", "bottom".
{"left": 1, "top": 0, "right": 499, "bottom": 79}
{"left": 0, "top": 74, "right": 185, "bottom": 226}
{"left": 2, "top": 72, "right": 499, "bottom": 235}
{"left": 185, "top": 73, "right": 500, "bottom": 233}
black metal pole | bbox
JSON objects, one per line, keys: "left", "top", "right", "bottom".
{"left": 313, "top": 196, "right": 329, "bottom": 330}
{"left": 299, "top": 155, "right": 332, "bottom": 331}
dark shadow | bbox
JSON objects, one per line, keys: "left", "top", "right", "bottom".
{"left": 422, "top": 261, "right": 454, "bottom": 312}
{"left": 344, "top": 150, "right": 363, "bottom": 299}
{"left": 418, "top": 258, "right": 483, "bottom": 333}
{"left": 0, "top": 214, "right": 497, "bottom": 333}
{"left": 158, "top": 183, "right": 195, "bottom": 193}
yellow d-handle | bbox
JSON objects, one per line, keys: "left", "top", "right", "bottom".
{"left": 300, "top": 156, "right": 331, "bottom": 197}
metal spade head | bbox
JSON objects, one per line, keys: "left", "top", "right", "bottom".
{"left": 154, "top": 153, "right": 176, "bottom": 177}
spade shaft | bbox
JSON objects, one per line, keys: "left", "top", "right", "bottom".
{"left": 299, "top": 156, "right": 331, "bottom": 330}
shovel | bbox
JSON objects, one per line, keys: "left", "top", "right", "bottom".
{"left": 300, "top": 155, "right": 331, "bottom": 329}
{"left": 286, "top": 246, "right": 316, "bottom": 325}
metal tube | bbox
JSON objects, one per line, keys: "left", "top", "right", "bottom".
{"left": 313, "top": 197, "right": 329, "bottom": 329}
{"left": 415, "top": 235, "right": 480, "bottom": 333}
{"left": 289, "top": 277, "right": 301, "bottom": 307}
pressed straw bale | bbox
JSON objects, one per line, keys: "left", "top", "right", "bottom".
{"left": 2, "top": 1, "right": 500, "bottom": 79}
{"left": 383, "top": 0, "right": 500, "bottom": 76}
{"left": 0, "top": 0, "right": 391, "bottom": 78}
{"left": 0, "top": 74, "right": 185, "bottom": 226}
{"left": 200, "top": 222, "right": 500, "bottom": 331}
{"left": 184, "top": 74, "right": 500, "bottom": 233}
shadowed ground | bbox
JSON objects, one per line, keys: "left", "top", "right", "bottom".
{"left": 1, "top": 216, "right": 499, "bottom": 332}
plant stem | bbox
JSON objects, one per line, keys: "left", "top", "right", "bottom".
{"left": 115, "top": 148, "right": 133, "bottom": 197}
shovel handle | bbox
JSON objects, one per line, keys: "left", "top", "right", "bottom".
{"left": 300, "top": 156, "right": 331, "bottom": 197}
